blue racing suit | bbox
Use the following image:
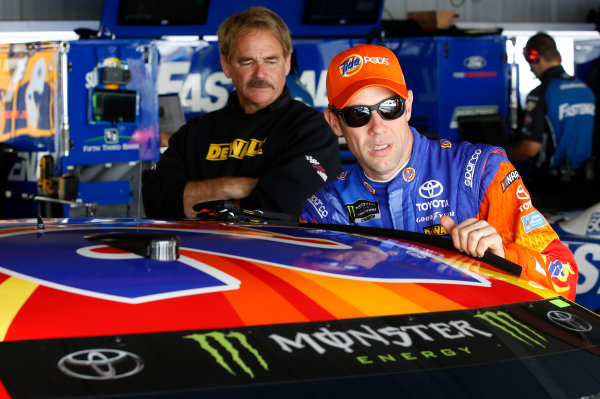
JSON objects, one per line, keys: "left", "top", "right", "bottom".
{"left": 300, "top": 128, "right": 578, "bottom": 299}
{"left": 520, "top": 65, "right": 595, "bottom": 171}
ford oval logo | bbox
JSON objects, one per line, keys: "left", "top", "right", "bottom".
{"left": 464, "top": 56, "right": 486, "bottom": 69}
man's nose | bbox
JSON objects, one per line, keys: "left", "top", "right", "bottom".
{"left": 368, "top": 110, "right": 387, "bottom": 133}
{"left": 254, "top": 62, "right": 268, "bottom": 78}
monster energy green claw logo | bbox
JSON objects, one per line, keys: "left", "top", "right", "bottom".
{"left": 346, "top": 205, "right": 356, "bottom": 221}
{"left": 474, "top": 311, "right": 547, "bottom": 348}
{"left": 185, "top": 332, "right": 268, "bottom": 378}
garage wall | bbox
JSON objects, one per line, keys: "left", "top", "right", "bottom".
{"left": 0, "top": 0, "right": 103, "bottom": 20}
{"left": 0, "top": 0, "right": 597, "bottom": 24}
{"left": 383, "top": 0, "right": 598, "bottom": 24}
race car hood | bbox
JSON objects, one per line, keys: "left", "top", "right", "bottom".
{"left": 0, "top": 218, "right": 555, "bottom": 343}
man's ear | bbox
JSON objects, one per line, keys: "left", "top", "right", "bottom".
{"left": 323, "top": 108, "right": 344, "bottom": 137}
{"left": 284, "top": 54, "right": 291, "bottom": 76}
{"left": 405, "top": 90, "right": 414, "bottom": 122}
{"left": 220, "top": 55, "right": 231, "bottom": 78}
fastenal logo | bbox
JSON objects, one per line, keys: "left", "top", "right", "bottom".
{"left": 185, "top": 331, "right": 269, "bottom": 378}
{"left": 339, "top": 54, "right": 363, "bottom": 77}
{"left": 57, "top": 349, "right": 144, "bottom": 380}
{"left": 419, "top": 180, "right": 443, "bottom": 199}
{"left": 474, "top": 311, "right": 547, "bottom": 348}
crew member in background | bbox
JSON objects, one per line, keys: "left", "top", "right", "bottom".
{"left": 142, "top": 6, "right": 341, "bottom": 219}
{"left": 300, "top": 44, "right": 578, "bottom": 299}
{"left": 508, "top": 32, "right": 596, "bottom": 198}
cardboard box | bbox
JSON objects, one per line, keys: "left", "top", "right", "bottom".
{"left": 407, "top": 10, "right": 457, "bottom": 30}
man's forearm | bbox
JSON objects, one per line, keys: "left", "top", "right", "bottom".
{"left": 183, "top": 177, "right": 259, "bottom": 218}
{"left": 507, "top": 139, "right": 541, "bottom": 161}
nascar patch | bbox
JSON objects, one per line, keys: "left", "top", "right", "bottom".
{"left": 500, "top": 170, "right": 521, "bottom": 192}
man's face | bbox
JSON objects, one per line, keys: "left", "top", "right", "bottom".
{"left": 527, "top": 60, "right": 541, "bottom": 79}
{"left": 221, "top": 29, "right": 290, "bottom": 114}
{"left": 325, "top": 86, "right": 414, "bottom": 181}
{"left": 296, "top": 245, "right": 389, "bottom": 274}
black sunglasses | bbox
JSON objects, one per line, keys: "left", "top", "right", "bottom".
{"left": 329, "top": 96, "right": 406, "bottom": 128}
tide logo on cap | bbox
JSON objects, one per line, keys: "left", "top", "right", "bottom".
{"left": 339, "top": 55, "right": 363, "bottom": 77}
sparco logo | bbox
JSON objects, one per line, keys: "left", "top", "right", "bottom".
{"left": 418, "top": 180, "right": 443, "bottom": 199}
{"left": 464, "top": 149, "right": 481, "bottom": 188}
{"left": 308, "top": 195, "right": 328, "bottom": 218}
{"left": 57, "top": 349, "right": 144, "bottom": 380}
{"left": 185, "top": 331, "right": 269, "bottom": 378}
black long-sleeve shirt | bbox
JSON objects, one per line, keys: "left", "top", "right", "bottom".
{"left": 142, "top": 87, "right": 341, "bottom": 218}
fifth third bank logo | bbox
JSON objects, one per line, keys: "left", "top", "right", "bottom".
{"left": 185, "top": 331, "right": 269, "bottom": 378}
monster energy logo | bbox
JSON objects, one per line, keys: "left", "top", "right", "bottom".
{"left": 474, "top": 311, "right": 547, "bottom": 348}
{"left": 345, "top": 199, "right": 380, "bottom": 223}
{"left": 185, "top": 331, "right": 268, "bottom": 378}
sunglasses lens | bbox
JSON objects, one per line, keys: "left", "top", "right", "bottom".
{"left": 334, "top": 97, "right": 405, "bottom": 128}
{"left": 343, "top": 106, "right": 371, "bottom": 127}
{"left": 378, "top": 98, "right": 404, "bottom": 120}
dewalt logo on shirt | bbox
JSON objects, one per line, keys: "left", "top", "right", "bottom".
{"left": 206, "top": 138, "right": 267, "bottom": 161}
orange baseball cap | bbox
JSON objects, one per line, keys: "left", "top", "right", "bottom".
{"left": 326, "top": 44, "right": 408, "bottom": 109}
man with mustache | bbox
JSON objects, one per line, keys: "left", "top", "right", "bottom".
{"left": 142, "top": 7, "right": 341, "bottom": 219}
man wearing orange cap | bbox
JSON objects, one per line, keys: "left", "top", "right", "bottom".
{"left": 300, "top": 44, "right": 578, "bottom": 300}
